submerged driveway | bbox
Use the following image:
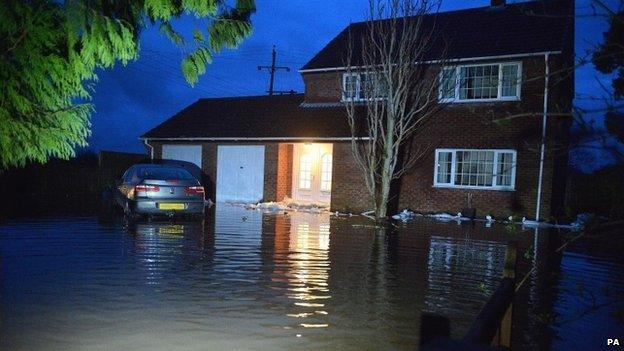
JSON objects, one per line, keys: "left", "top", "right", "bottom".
{"left": 0, "top": 204, "right": 621, "bottom": 350}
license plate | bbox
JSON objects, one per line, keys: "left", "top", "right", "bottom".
{"left": 159, "top": 225, "right": 184, "bottom": 235}
{"left": 159, "top": 203, "right": 185, "bottom": 210}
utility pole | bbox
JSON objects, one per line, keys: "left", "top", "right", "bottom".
{"left": 258, "top": 45, "right": 290, "bottom": 96}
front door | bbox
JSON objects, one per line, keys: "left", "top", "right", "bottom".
{"left": 292, "top": 143, "right": 333, "bottom": 205}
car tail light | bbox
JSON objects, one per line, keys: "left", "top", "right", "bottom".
{"left": 185, "top": 186, "right": 204, "bottom": 194}
{"left": 135, "top": 185, "right": 160, "bottom": 193}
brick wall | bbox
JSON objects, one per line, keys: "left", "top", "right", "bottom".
{"left": 263, "top": 143, "right": 278, "bottom": 201}
{"left": 276, "top": 144, "right": 293, "bottom": 201}
{"left": 303, "top": 72, "right": 343, "bottom": 103}
{"left": 331, "top": 142, "right": 373, "bottom": 212}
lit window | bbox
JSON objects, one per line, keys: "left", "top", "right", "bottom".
{"left": 439, "top": 62, "right": 521, "bottom": 102}
{"left": 342, "top": 72, "right": 386, "bottom": 101}
{"left": 299, "top": 154, "right": 312, "bottom": 189}
{"left": 320, "top": 154, "right": 332, "bottom": 192}
{"left": 434, "top": 149, "right": 516, "bottom": 190}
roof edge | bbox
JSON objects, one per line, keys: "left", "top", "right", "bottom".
{"left": 299, "top": 51, "right": 562, "bottom": 73}
{"left": 139, "top": 137, "right": 367, "bottom": 141}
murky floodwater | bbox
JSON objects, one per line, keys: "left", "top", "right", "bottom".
{"left": 0, "top": 203, "right": 622, "bottom": 350}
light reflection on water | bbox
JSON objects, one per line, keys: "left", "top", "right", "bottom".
{"left": 1, "top": 203, "right": 620, "bottom": 350}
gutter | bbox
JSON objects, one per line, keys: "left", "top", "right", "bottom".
{"left": 143, "top": 139, "right": 154, "bottom": 160}
{"left": 139, "top": 137, "right": 369, "bottom": 142}
{"left": 299, "top": 51, "right": 562, "bottom": 73}
{"left": 535, "top": 53, "right": 550, "bottom": 222}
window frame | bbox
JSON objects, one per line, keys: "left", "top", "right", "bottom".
{"left": 433, "top": 148, "right": 517, "bottom": 191}
{"left": 342, "top": 72, "right": 360, "bottom": 102}
{"left": 342, "top": 72, "right": 387, "bottom": 102}
{"left": 439, "top": 62, "right": 522, "bottom": 103}
{"left": 298, "top": 154, "right": 313, "bottom": 190}
{"left": 320, "top": 153, "right": 333, "bottom": 193}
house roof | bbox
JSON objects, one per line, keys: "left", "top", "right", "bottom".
{"left": 301, "top": 0, "right": 573, "bottom": 71}
{"left": 141, "top": 94, "right": 355, "bottom": 140}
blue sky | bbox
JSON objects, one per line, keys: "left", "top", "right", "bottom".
{"left": 86, "top": 0, "right": 620, "bottom": 171}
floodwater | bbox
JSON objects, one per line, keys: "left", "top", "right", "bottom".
{"left": 0, "top": 203, "right": 622, "bottom": 350}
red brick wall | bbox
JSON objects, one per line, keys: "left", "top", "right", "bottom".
{"left": 303, "top": 72, "right": 343, "bottom": 103}
{"left": 263, "top": 143, "right": 278, "bottom": 201}
{"left": 262, "top": 142, "right": 294, "bottom": 202}
{"left": 276, "top": 144, "right": 293, "bottom": 201}
{"left": 330, "top": 142, "right": 373, "bottom": 212}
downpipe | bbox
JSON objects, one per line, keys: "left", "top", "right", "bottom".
{"left": 535, "top": 53, "right": 550, "bottom": 221}
{"left": 143, "top": 139, "right": 154, "bottom": 160}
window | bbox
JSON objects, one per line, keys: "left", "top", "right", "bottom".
{"left": 342, "top": 72, "right": 386, "bottom": 101}
{"left": 320, "top": 154, "right": 332, "bottom": 192}
{"left": 299, "top": 154, "right": 312, "bottom": 189}
{"left": 439, "top": 62, "right": 521, "bottom": 102}
{"left": 434, "top": 149, "right": 517, "bottom": 190}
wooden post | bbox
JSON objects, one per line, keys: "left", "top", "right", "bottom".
{"left": 498, "top": 241, "right": 518, "bottom": 348}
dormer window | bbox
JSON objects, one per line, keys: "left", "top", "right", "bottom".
{"left": 439, "top": 62, "right": 521, "bottom": 102}
{"left": 342, "top": 72, "right": 387, "bottom": 102}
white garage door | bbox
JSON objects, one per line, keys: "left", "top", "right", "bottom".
{"left": 161, "top": 145, "right": 203, "bottom": 180}
{"left": 216, "top": 145, "right": 265, "bottom": 203}
{"left": 162, "top": 144, "right": 203, "bottom": 168}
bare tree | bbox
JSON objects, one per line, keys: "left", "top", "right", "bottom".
{"left": 344, "top": 0, "right": 445, "bottom": 219}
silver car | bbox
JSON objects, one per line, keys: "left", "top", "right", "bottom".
{"left": 116, "top": 164, "right": 206, "bottom": 218}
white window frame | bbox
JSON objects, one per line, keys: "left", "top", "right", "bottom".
{"left": 342, "top": 72, "right": 387, "bottom": 102}
{"left": 342, "top": 72, "right": 360, "bottom": 102}
{"left": 433, "top": 148, "right": 517, "bottom": 191}
{"left": 438, "top": 62, "right": 522, "bottom": 103}
{"left": 298, "top": 154, "right": 313, "bottom": 190}
{"left": 320, "top": 153, "right": 332, "bottom": 193}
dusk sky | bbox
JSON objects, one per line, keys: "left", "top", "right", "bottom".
{"left": 87, "top": 0, "right": 619, "bottom": 170}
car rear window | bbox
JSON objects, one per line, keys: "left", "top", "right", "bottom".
{"left": 137, "top": 167, "right": 195, "bottom": 180}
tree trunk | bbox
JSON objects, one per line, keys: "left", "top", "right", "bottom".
{"left": 376, "top": 173, "right": 392, "bottom": 219}
{"left": 376, "top": 116, "right": 396, "bottom": 219}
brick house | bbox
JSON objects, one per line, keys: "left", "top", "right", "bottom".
{"left": 141, "top": 0, "right": 574, "bottom": 220}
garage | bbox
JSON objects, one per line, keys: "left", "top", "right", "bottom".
{"left": 216, "top": 145, "right": 265, "bottom": 203}
{"left": 162, "top": 144, "right": 202, "bottom": 168}
{"left": 161, "top": 144, "right": 203, "bottom": 179}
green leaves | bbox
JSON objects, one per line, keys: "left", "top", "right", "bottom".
{"left": 181, "top": 47, "right": 213, "bottom": 86}
{"left": 0, "top": 0, "right": 255, "bottom": 169}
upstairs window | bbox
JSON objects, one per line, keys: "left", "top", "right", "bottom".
{"left": 439, "top": 62, "right": 521, "bottom": 102}
{"left": 434, "top": 149, "right": 517, "bottom": 190}
{"left": 342, "top": 72, "right": 387, "bottom": 101}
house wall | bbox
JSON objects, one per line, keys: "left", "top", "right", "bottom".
{"left": 303, "top": 72, "right": 343, "bottom": 103}
{"left": 330, "top": 142, "right": 372, "bottom": 212}
{"left": 276, "top": 144, "right": 294, "bottom": 201}
{"left": 264, "top": 143, "right": 294, "bottom": 202}
{"left": 301, "top": 55, "right": 572, "bottom": 219}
